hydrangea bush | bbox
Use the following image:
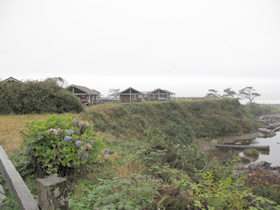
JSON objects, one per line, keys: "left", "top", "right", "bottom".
{"left": 21, "top": 115, "right": 104, "bottom": 177}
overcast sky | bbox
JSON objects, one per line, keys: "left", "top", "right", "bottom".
{"left": 1, "top": 0, "right": 280, "bottom": 103}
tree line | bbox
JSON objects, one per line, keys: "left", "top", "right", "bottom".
{"left": 205, "top": 87, "right": 261, "bottom": 104}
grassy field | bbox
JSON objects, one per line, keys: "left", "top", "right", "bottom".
{"left": 0, "top": 113, "right": 79, "bottom": 154}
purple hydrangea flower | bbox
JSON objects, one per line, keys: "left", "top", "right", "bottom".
{"left": 64, "top": 136, "right": 72, "bottom": 142}
{"left": 77, "top": 149, "right": 82, "bottom": 156}
{"left": 76, "top": 140, "right": 82, "bottom": 146}
{"left": 104, "top": 148, "right": 109, "bottom": 155}
{"left": 83, "top": 153, "right": 89, "bottom": 159}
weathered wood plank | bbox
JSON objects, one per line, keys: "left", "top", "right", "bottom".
{"left": 215, "top": 144, "right": 270, "bottom": 151}
{"left": 0, "top": 146, "right": 39, "bottom": 210}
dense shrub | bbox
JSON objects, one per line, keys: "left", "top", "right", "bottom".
{"left": 204, "top": 114, "right": 240, "bottom": 137}
{"left": 244, "top": 149, "right": 259, "bottom": 157}
{"left": 0, "top": 80, "right": 83, "bottom": 114}
{"left": 138, "top": 129, "right": 208, "bottom": 178}
{"left": 159, "top": 121, "right": 194, "bottom": 144}
{"left": 21, "top": 115, "right": 104, "bottom": 177}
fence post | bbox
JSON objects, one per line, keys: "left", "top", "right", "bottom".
{"left": 0, "top": 146, "right": 39, "bottom": 210}
{"left": 37, "top": 176, "right": 68, "bottom": 210}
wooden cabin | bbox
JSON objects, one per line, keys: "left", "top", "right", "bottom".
{"left": 147, "top": 88, "right": 175, "bottom": 101}
{"left": 119, "top": 87, "right": 143, "bottom": 103}
{"left": 67, "top": 84, "right": 100, "bottom": 105}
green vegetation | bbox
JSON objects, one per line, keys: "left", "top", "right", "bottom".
{"left": 1, "top": 99, "right": 280, "bottom": 209}
{"left": 84, "top": 98, "right": 260, "bottom": 140}
{"left": 244, "top": 149, "right": 259, "bottom": 157}
{"left": 69, "top": 174, "right": 161, "bottom": 209}
{"left": 247, "top": 170, "right": 280, "bottom": 205}
{"left": 21, "top": 115, "right": 104, "bottom": 177}
{"left": 0, "top": 80, "right": 83, "bottom": 114}
{"left": 244, "top": 103, "right": 280, "bottom": 117}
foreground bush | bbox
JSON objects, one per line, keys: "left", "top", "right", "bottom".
{"left": 0, "top": 80, "right": 84, "bottom": 114}
{"left": 69, "top": 174, "right": 161, "bottom": 210}
{"left": 247, "top": 170, "right": 280, "bottom": 205}
{"left": 21, "top": 115, "right": 104, "bottom": 177}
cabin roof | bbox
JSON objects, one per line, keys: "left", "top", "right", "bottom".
{"left": 149, "top": 88, "right": 175, "bottom": 94}
{"left": 119, "top": 87, "right": 143, "bottom": 94}
{"left": 67, "top": 84, "right": 100, "bottom": 95}
{"left": 2, "top": 77, "right": 21, "bottom": 83}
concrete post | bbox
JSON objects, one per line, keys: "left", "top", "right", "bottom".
{"left": 37, "top": 176, "right": 68, "bottom": 210}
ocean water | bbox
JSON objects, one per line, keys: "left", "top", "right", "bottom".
{"left": 254, "top": 95, "right": 280, "bottom": 104}
{"left": 255, "top": 99, "right": 280, "bottom": 104}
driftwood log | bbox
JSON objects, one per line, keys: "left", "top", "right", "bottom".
{"left": 215, "top": 144, "right": 269, "bottom": 151}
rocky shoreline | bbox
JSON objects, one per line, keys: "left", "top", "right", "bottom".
{"left": 234, "top": 114, "right": 280, "bottom": 172}
{"left": 257, "top": 114, "right": 280, "bottom": 138}
{"left": 219, "top": 114, "right": 280, "bottom": 143}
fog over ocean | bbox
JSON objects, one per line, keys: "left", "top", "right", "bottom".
{"left": 254, "top": 95, "right": 280, "bottom": 105}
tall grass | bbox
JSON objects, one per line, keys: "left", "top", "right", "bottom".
{"left": 0, "top": 113, "right": 79, "bottom": 154}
